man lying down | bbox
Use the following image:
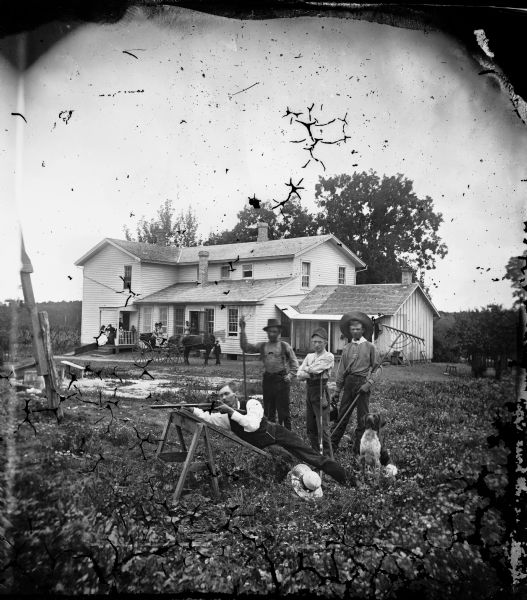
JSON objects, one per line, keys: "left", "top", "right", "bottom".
{"left": 188, "top": 382, "right": 356, "bottom": 488}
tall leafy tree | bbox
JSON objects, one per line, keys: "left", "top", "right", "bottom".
{"left": 503, "top": 252, "right": 526, "bottom": 307}
{"left": 314, "top": 171, "right": 447, "bottom": 284}
{"left": 205, "top": 198, "right": 318, "bottom": 245}
{"left": 124, "top": 200, "right": 200, "bottom": 246}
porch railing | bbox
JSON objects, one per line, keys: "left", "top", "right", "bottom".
{"left": 117, "top": 330, "right": 137, "bottom": 345}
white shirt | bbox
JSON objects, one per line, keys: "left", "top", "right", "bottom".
{"left": 297, "top": 349, "right": 334, "bottom": 380}
{"left": 351, "top": 336, "right": 367, "bottom": 345}
{"left": 192, "top": 398, "right": 264, "bottom": 432}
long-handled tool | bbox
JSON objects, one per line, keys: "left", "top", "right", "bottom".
{"left": 330, "top": 392, "right": 360, "bottom": 438}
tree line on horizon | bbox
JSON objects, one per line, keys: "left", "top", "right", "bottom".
{"left": 124, "top": 170, "right": 448, "bottom": 287}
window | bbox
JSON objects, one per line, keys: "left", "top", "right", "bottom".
{"left": 338, "top": 266, "right": 346, "bottom": 285}
{"left": 142, "top": 306, "right": 153, "bottom": 333}
{"left": 123, "top": 265, "right": 132, "bottom": 290}
{"left": 220, "top": 265, "right": 230, "bottom": 279}
{"left": 301, "top": 262, "right": 311, "bottom": 288}
{"left": 205, "top": 308, "right": 215, "bottom": 335}
{"left": 228, "top": 307, "right": 239, "bottom": 336}
{"left": 158, "top": 307, "right": 168, "bottom": 334}
{"left": 174, "top": 307, "right": 185, "bottom": 334}
{"left": 242, "top": 263, "right": 253, "bottom": 278}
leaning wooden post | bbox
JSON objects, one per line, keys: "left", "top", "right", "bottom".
{"left": 20, "top": 236, "right": 63, "bottom": 420}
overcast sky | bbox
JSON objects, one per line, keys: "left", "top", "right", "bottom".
{"left": 1, "top": 7, "right": 525, "bottom": 311}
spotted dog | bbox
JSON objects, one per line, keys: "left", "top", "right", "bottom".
{"left": 359, "top": 413, "right": 386, "bottom": 481}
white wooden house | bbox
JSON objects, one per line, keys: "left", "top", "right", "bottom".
{"left": 74, "top": 222, "right": 366, "bottom": 355}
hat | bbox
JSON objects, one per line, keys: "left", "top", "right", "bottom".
{"left": 311, "top": 327, "right": 328, "bottom": 341}
{"left": 339, "top": 312, "right": 373, "bottom": 341}
{"left": 287, "top": 464, "right": 323, "bottom": 500}
{"left": 384, "top": 464, "right": 398, "bottom": 478}
{"left": 263, "top": 318, "right": 284, "bottom": 331}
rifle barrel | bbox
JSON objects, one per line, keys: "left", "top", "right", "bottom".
{"left": 150, "top": 403, "right": 215, "bottom": 409}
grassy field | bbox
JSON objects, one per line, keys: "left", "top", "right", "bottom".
{"left": 0, "top": 360, "right": 515, "bottom": 598}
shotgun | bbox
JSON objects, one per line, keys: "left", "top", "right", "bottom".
{"left": 150, "top": 401, "right": 218, "bottom": 410}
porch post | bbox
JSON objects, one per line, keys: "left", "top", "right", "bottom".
{"left": 290, "top": 320, "right": 295, "bottom": 351}
{"left": 327, "top": 321, "right": 331, "bottom": 353}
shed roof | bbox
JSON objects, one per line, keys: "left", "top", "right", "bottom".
{"left": 135, "top": 277, "right": 294, "bottom": 304}
{"left": 295, "top": 283, "right": 440, "bottom": 317}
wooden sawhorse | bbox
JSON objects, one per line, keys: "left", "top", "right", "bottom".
{"left": 156, "top": 409, "right": 271, "bottom": 503}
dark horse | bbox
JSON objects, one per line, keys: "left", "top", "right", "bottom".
{"left": 168, "top": 332, "right": 215, "bottom": 366}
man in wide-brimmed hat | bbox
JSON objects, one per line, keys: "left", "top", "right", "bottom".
{"left": 331, "top": 311, "right": 381, "bottom": 455}
{"left": 239, "top": 317, "right": 299, "bottom": 430}
{"left": 297, "top": 327, "right": 334, "bottom": 457}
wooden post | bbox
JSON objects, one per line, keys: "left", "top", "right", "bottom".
{"left": 20, "top": 236, "right": 63, "bottom": 420}
{"left": 38, "top": 311, "right": 63, "bottom": 420}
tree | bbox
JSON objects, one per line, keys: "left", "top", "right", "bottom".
{"left": 205, "top": 198, "right": 318, "bottom": 245}
{"left": 124, "top": 200, "right": 200, "bottom": 246}
{"left": 503, "top": 252, "right": 526, "bottom": 307}
{"left": 453, "top": 304, "right": 517, "bottom": 379}
{"left": 314, "top": 171, "right": 448, "bottom": 284}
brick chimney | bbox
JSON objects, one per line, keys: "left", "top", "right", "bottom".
{"left": 257, "top": 221, "right": 268, "bottom": 242}
{"left": 198, "top": 250, "right": 209, "bottom": 285}
{"left": 401, "top": 266, "right": 413, "bottom": 285}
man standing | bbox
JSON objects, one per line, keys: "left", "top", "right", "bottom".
{"left": 239, "top": 317, "right": 298, "bottom": 430}
{"left": 297, "top": 328, "right": 334, "bottom": 457}
{"left": 190, "top": 383, "right": 356, "bottom": 487}
{"left": 331, "top": 312, "right": 381, "bottom": 454}
{"left": 213, "top": 340, "right": 222, "bottom": 365}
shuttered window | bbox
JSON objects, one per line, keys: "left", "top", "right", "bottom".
{"left": 123, "top": 265, "right": 132, "bottom": 290}
{"left": 205, "top": 308, "right": 215, "bottom": 334}
{"left": 142, "top": 307, "right": 153, "bottom": 333}
{"left": 174, "top": 307, "right": 185, "bottom": 334}
{"left": 158, "top": 307, "right": 168, "bottom": 334}
{"left": 301, "top": 262, "right": 311, "bottom": 288}
{"left": 228, "top": 308, "right": 239, "bottom": 336}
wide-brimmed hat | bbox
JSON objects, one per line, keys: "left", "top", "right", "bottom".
{"left": 263, "top": 318, "right": 284, "bottom": 331}
{"left": 339, "top": 312, "right": 373, "bottom": 341}
{"left": 311, "top": 327, "right": 328, "bottom": 341}
{"left": 287, "top": 464, "right": 323, "bottom": 500}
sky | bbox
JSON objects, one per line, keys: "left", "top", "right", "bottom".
{"left": 1, "top": 6, "right": 525, "bottom": 311}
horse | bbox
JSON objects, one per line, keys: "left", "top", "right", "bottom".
{"left": 168, "top": 332, "right": 215, "bottom": 366}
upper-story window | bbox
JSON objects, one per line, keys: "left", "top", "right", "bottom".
{"left": 220, "top": 265, "right": 230, "bottom": 279}
{"left": 338, "top": 266, "right": 346, "bottom": 285}
{"left": 123, "top": 265, "right": 132, "bottom": 290}
{"left": 301, "top": 262, "right": 311, "bottom": 288}
{"left": 242, "top": 263, "right": 253, "bottom": 278}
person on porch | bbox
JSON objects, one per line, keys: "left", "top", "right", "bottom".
{"left": 331, "top": 312, "right": 381, "bottom": 455}
{"left": 297, "top": 327, "right": 334, "bottom": 458}
{"left": 239, "top": 317, "right": 299, "bottom": 430}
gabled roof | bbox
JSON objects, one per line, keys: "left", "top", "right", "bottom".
{"left": 135, "top": 277, "right": 294, "bottom": 304}
{"left": 74, "top": 234, "right": 366, "bottom": 267}
{"left": 295, "top": 283, "right": 440, "bottom": 318}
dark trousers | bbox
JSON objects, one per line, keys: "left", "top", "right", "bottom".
{"left": 306, "top": 382, "right": 333, "bottom": 458}
{"left": 331, "top": 374, "right": 370, "bottom": 453}
{"left": 262, "top": 371, "right": 291, "bottom": 430}
{"left": 264, "top": 423, "right": 354, "bottom": 486}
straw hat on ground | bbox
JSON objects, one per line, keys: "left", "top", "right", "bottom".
{"left": 287, "top": 464, "right": 323, "bottom": 500}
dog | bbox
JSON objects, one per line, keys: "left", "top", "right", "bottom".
{"left": 359, "top": 413, "right": 386, "bottom": 482}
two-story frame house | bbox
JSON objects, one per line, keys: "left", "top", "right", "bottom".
{"left": 75, "top": 222, "right": 438, "bottom": 359}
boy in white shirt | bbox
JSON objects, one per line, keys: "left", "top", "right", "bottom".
{"left": 297, "top": 328, "right": 334, "bottom": 457}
